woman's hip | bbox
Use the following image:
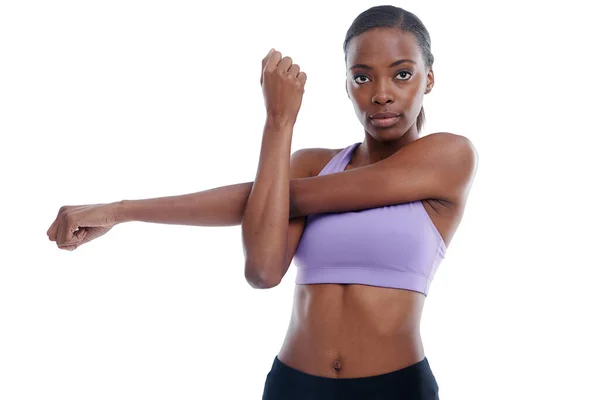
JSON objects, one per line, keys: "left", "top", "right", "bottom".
{"left": 261, "top": 354, "right": 439, "bottom": 400}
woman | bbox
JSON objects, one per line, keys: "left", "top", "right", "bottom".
{"left": 47, "top": 5, "right": 477, "bottom": 399}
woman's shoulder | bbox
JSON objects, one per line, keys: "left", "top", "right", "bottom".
{"left": 293, "top": 146, "right": 346, "bottom": 178}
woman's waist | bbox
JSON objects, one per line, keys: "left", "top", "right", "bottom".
{"left": 278, "top": 322, "right": 425, "bottom": 378}
{"left": 282, "top": 319, "right": 423, "bottom": 354}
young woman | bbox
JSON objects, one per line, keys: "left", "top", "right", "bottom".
{"left": 47, "top": 5, "right": 477, "bottom": 399}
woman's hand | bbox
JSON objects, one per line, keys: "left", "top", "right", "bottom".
{"left": 46, "top": 203, "right": 119, "bottom": 251}
{"left": 260, "top": 48, "right": 307, "bottom": 126}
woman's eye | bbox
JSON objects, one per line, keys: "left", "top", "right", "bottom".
{"left": 353, "top": 71, "right": 412, "bottom": 84}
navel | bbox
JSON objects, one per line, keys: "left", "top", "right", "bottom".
{"left": 331, "top": 359, "right": 342, "bottom": 373}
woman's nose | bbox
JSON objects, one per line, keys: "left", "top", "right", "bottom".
{"left": 372, "top": 82, "right": 395, "bottom": 104}
{"left": 372, "top": 93, "right": 394, "bottom": 104}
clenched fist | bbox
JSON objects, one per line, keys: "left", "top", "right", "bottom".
{"left": 46, "top": 203, "right": 119, "bottom": 251}
{"left": 260, "top": 48, "right": 307, "bottom": 126}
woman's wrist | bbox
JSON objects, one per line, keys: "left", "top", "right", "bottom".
{"left": 109, "top": 200, "right": 130, "bottom": 224}
{"left": 266, "top": 114, "right": 295, "bottom": 130}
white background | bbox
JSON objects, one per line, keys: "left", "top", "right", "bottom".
{"left": 1, "top": 0, "right": 598, "bottom": 398}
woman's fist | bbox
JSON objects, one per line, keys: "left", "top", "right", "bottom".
{"left": 46, "top": 203, "right": 119, "bottom": 251}
{"left": 260, "top": 48, "right": 307, "bottom": 126}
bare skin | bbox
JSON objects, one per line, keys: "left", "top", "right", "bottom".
{"left": 277, "top": 143, "right": 463, "bottom": 378}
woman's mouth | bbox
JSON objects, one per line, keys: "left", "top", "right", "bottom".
{"left": 369, "top": 115, "right": 400, "bottom": 128}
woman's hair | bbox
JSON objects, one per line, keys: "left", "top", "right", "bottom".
{"left": 343, "top": 5, "right": 434, "bottom": 134}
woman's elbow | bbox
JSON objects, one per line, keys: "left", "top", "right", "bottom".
{"left": 244, "top": 262, "right": 282, "bottom": 289}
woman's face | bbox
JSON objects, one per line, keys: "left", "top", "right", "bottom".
{"left": 345, "top": 27, "right": 434, "bottom": 140}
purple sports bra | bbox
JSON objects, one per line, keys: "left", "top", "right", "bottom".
{"left": 293, "top": 142, "right": 447, "bottom": 296}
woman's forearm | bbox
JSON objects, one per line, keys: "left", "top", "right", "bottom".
{"left": 111, "top": 164, "right": 302, "bottom": 228}
{"left": 113, "top": 181, "right": 257, "bottom": 226}
{"left": 240, "top": 119, "right": 294, "bottom": 286}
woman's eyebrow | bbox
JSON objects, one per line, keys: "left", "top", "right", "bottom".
{"left": 349, "top": 59, "right": 416, "bottom": 70}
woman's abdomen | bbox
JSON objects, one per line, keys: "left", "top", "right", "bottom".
{"left": 277, "top": 283, "right": 427, "bottom": 378}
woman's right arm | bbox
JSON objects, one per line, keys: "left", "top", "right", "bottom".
{"left": 112, "top": 163, "right": 308, "bottom": 227}
{"left": 114, "top": 181, "right": 258, "bottom": 227}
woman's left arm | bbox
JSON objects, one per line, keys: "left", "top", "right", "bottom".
{"left": 289, "top": 132, "right": 478, "bottom": 218}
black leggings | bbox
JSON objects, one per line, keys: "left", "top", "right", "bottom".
{"left": 261, "top": 355, "right": 440, "bottom": 400}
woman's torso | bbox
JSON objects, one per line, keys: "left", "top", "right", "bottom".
{"left": 277, "top": 143, "right": 463, "bottom": 379}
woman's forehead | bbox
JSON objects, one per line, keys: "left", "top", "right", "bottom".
{"left": 346, "top": 28, "right": 420, "bottom": 64}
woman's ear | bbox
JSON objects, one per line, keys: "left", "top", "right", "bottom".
{"left": 425, "top": 68, "right": 435, "bottom": 94}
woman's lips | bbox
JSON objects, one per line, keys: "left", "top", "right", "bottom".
{"left": 369, "top": 115, "right": 400, "bottom": 128}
